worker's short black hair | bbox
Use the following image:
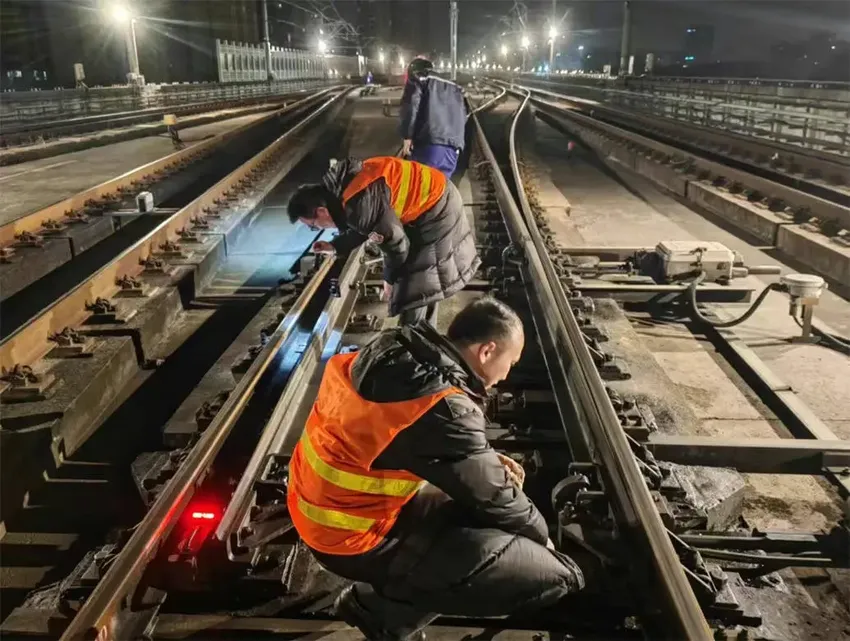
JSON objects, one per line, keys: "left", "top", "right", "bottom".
{"left": 287, "top": 183, "right": 335, "bottom": 224}
{"left": 408, "top": 57, "right": 433, "bottom": 79}
{"left": 447, "top": 297, "right": 523, "bottom": 346}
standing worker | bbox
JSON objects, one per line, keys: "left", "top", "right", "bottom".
{"left": 287, "top": 297, "right": 593, "bottom": 641}
{"left": 400, "top": 56, "right": 466, "bottom": 179}
{"left": 287, "top": 156, "right": 479, "bottom": 325}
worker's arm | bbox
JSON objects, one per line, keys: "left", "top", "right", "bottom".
{"left": 399, "top": 80, "right": 422, "bottom": 142}
{"left": 343, "top": 182, "right": 410, "bottom": 284}
{"left": 381, "top": 396, "right": 549, "bottom": 545}
{"left": 330, "top": 229, "right": 367, "bottom": 255}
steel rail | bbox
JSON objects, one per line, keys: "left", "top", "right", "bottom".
{"left": 524, "top": 82, "right": 850, "bottom": 171}
{"left": 216, "top": 245, "right": 367, "bottom": 543}
{"left": 0, "top": 88, "right": 334, "bottom": 248}
{"left": 478, "top": 91, "right": 712, "bottom": 639}
{"left": 518, "top": 88, "right": 850, "bottom": 232}
{"left": 217, "top": 146, "right": 407, "bottom": 542}
{"left": 0, "top": 89, "right": 348, "bottom": 373}
{"left": 55, "top": 164, "right": 356, "bottom": 641}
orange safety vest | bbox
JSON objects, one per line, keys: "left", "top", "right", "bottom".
{"left": 341, "top": 157, "right": 446, "bottom": 225}
{"left": 287, "top": 352, "right": 460, "bottom": 556}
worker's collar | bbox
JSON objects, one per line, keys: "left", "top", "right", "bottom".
{"left": 401, "top": 322, "right": 488, "bottom": 401}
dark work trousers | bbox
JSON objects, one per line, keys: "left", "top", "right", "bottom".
{"left": 398, "top": 302, "right": 439, "bottom": 327}
{"left": 311, "top": 486, "right": 584, "bottom": 640}
{"left": 410, "top": 143, "right": 460, "bottom": 179}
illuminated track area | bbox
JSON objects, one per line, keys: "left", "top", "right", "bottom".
{"left": 2, "top": 86, "right": 848, "bottom": 641}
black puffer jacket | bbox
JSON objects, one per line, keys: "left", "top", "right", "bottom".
{"left": 322, "top": 158, "right": 480, "bottom": 316}
{"left": 346, "top": 322, "right": 548, "bottom": 544}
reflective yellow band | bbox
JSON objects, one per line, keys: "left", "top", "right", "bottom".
{"left": 393, "top": 160, "right": 412, "bottom": 217}
{"left": 300, "top": 432, "right": 421, "bottom": 497}
{"left": 297, "top": 496, "right": 375, "bottom": 532}
{"left": 418, "top": 167, "right": 432, "bottom": 208}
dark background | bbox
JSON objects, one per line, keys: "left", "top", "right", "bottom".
{"left": 2, "top": 1, "right": 848, "bottom": 89}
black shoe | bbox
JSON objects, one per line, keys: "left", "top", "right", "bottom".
{"left": 334, "top": 586, "right": 427, "bottom": 641}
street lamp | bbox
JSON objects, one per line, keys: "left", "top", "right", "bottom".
{"left": 318, "top": 39, "right": 328, "bottom": 54}
{"left": 107, "top": 3, "right": 141, "bottom": 84}
{"left": 548, "top": 25, "right": 559, "bottom": 78}
{"left": 520, "top": 35, "right": 530, "bottom": 74}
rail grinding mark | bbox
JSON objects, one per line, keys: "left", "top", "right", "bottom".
{"left": 0, "top": 90, "right": 337, "bottom": 302}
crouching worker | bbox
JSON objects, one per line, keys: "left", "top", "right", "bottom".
{"left": 287, "top": 297, "right": 587, "bottom": 641}
{"left": 287, "top": 156, "right": 479, "bottom": 326}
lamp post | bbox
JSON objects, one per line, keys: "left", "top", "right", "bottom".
{"left": 521, "top": 34, "right": 530, "bottom": 74}
{"left": 548, "top": 25, "right": 558, "bottom": 77}
{"left": 109, "top": 4, "right": 141, "bottom": 84}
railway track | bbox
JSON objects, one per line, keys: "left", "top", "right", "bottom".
{"left": 2, "top": 87, "right": 848, "bottom": 641}
{"left": 493, "top": 80, "right": 850, "bottom": 292}
{"left": 0, "top": 89, "right": 337, "bottom": 307}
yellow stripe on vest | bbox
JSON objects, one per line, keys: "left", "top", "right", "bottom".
{"left": 300, "top": 432, "right": 421, "bottom": 497}
{"left": 297, "top": 496, "right": 375, "bottom": 532}
{"left": 392, "top": 160, "right": 413, "bottom": 217}
{"left": 418, "top": 166, "right": 432, "bottom": 208}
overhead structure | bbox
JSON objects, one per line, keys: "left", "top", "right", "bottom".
{"left": 619, "top": 0, "right": 632, "bottom": 76}
{"left": 450, "top": 1, "right": 458, "bottom": 81}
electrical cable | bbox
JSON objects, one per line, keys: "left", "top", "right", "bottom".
{"left": 687, "top": 271, "right": 784, "bottom": 328}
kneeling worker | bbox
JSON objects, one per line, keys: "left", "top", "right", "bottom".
{"left": 288, "top": 156, "right": 479, "bottom": 325}
{"left": 287, "top": 298, "right": 588, "bottom": 641}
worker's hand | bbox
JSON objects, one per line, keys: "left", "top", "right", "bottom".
{"left": 498, "top": 453, "right": 525, "bottom": 489}
{"left": 546, "top": 537, "right": 556, "bottom": 551}
{"left": 381, "top": 281, "right": 392, "bottom": 301}
{"left": 312, "top": 240, "right": 335, "bottom": 255}
{"left": 402, "top": 139, "right": 413, "bottom": 157}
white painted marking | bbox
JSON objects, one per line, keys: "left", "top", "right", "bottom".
{"left": 0, "top": 159, "right": 77, "bottom": 183}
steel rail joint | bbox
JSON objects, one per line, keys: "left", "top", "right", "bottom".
{"left": 56, "top": 90, "right": 354, "bottom": 641}
{"left": 474, "top": 91, "right": 712, "bottom": 640}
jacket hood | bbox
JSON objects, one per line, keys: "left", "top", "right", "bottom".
{"left": 322, "top": 157, "right": 363, "bottom": 198}
{"left": 350, "top": 321, "right": 488, "bottom": 404}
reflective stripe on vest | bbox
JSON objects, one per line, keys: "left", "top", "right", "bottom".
{"left": 341, "top": 157, "right": 446, "bottom": 225}
{"left": 287, "top": 351, "right": 461, "bottom": 555}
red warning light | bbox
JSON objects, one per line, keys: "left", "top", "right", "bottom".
{"left": 191, "top": 511, "right": 216, "bottom": 520}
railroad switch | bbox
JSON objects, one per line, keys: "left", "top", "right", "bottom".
{"left": 133, "top": 450, "right": 188, "bottom": 506}
{"left": 0, "top": 364, "right": 56, "bottom": 402}
{"left": 575, "top": 312, "right": 608, "bottom": 341}
{"left": 48, "top": 327, "right": 94, "bottom": 358}
{"left": 348, "top": 313, "right": 382, "bottom": 333}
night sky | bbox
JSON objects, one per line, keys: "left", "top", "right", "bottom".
{"left": 380, "top": 0, "right": 850, "bottom": 61}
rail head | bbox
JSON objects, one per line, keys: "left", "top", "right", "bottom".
{"left": 471, "top": 91, "right": 712, "bottom": 640}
